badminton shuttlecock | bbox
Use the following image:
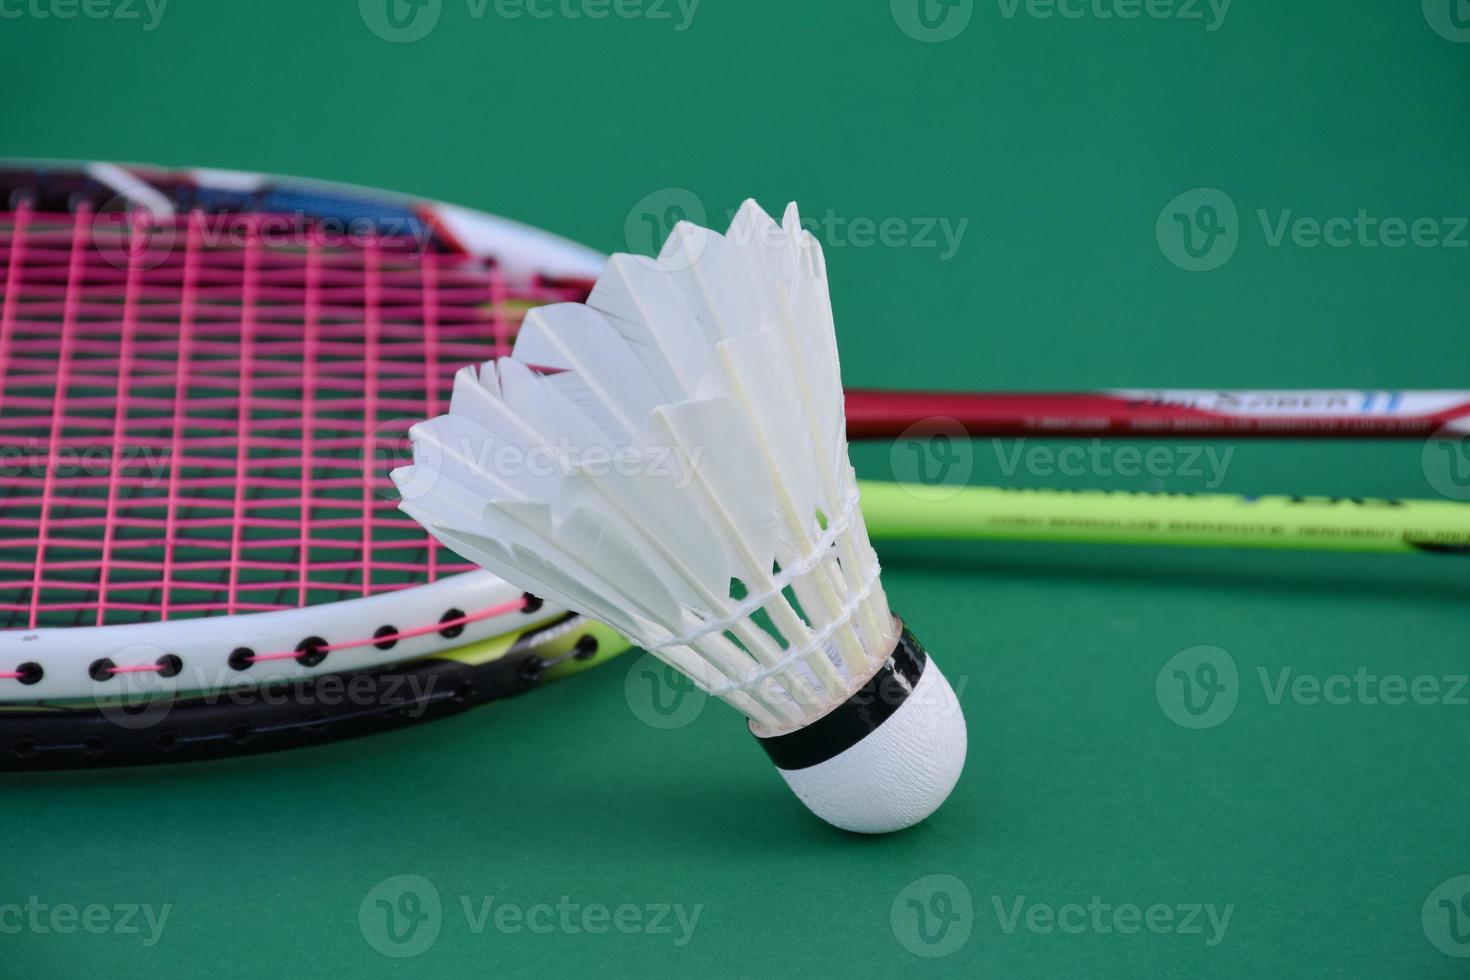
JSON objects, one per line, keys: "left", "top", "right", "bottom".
{"left": 392, "top": 201, "right": 966, "bottom": 833}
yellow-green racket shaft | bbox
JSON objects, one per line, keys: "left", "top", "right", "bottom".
{"left": 857, "top": 481, "right": 1470, "bottom": 554}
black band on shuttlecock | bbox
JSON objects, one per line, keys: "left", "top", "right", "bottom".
{"left": 753, "top": 624, "right": 928, "bottom": 772}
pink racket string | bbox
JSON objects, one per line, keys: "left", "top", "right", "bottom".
{"left": 84, "top": 595, "right": 533, "bottom": 679}
{"left": 0, "top": 199, "right": 591, "bottom": 638}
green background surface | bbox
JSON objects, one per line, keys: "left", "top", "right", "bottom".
{"left": 3, "top": 1, "right": 1469, "bottom": 976}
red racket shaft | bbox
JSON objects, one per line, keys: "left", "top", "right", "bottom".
{"left": 844, "top": 390, "right": 1470, "bottom": 439}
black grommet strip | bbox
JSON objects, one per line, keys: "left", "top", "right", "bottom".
{"left": 0, "top": 622, "right": 566, "bottom": 771}
{"left": 89, "top": 658, "right": 116, "bottom": 682}
{"left": 228, "top": 647, "right": 255, "bottom": 671}
{"left": 753, "top": 624, "right": 928, "bottom": 772}
{"left": 16, "top": 662, "right": 43, "bottom": 686}
{"left": 438, "top": 609, "right": 466, "bottom": 639}
{"left": 156, "top": 655, "right": 183, "bottom": 678}
{"left": 373, "top": 626, "right": 398, "bottom": 650}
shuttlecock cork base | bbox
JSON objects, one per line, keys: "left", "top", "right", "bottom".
{"left": 750, "top": 621, "right": 966, "bottom": 834}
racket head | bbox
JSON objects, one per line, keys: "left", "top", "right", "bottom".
{"left": 0, "top": 160, "right": 608, "bottom": 702}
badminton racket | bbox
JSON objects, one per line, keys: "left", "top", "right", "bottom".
{"left": 858, "top": 483, "right": 1470, "bottom": 555}
{"left": 848, "top": 389, "right": 1470, "bottom": 439}
{"left": 0, "top": 160, "right": 608, "bottom": 713}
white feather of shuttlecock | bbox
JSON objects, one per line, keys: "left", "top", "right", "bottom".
{"left": 391, "top": 201, "right": 897, "bottom": 732}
